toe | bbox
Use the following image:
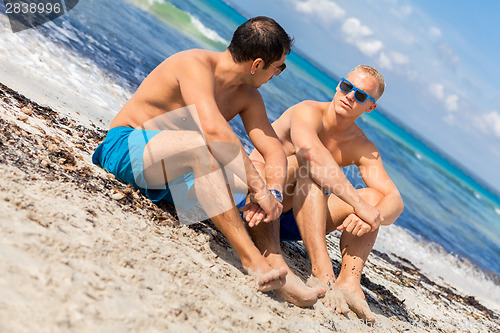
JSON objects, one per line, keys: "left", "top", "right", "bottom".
{"left": 316, "top": 287, "right": 326, "bottom": 298}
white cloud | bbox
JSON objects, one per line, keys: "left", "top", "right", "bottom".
{"left": 341, "top": 18, "right": 383, "bottom": 57}
{"left": 342, "top": 18, "right": 372, "bottom": 38}
{"left": 429, "top": 27, "right": 442, "bottom": 39}
{"left": 357, "top": 40, "right": 383, "bottom": 57}
{"left": 429, "top": 83, "right": 458, "bottom": 112}
{"left": 437, "top": 42, "right": 460, "bottom": 64}
{"left": 429, "top": 83, "right": 445, "bottom": 100}
{"left": 379, "top": 52, "right": 392, "bottom": 70}
{"left": 378, "top": 51, "right": 410, "bottom": 71}
{"left": 294, "top": 0, "right": 345, "bottom": 24}
{"left": 390, "top": 51, "right": 410, "bottom": 65}
{"left": 391, "top": 5, "right": 413, "bottom": 18}
{"left": 445, "top": 95, "right": 459, "bottom": 112}
{"left": 476, "top": 111, "right": 500, "bottom": 139}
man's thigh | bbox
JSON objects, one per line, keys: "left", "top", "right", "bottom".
{"left": 142, "top": 129, "right": 209, "bottom": 187}
{"left": 325, "top": 191, "right": 356, "bottom": 234}
{"left": 325, "top": 188, "right": 383, "bottom": 234}
{"left": 282, "top": 155, "right": 299, "bottom": 212}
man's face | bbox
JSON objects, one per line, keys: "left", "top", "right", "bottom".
{"left": 333, "top": 70, "right": 378, "bottom": 117}
{"left": 253, "top": 53, "right": 287, "bottom": 88}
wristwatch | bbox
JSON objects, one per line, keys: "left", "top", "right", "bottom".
{"left": 269, "top": 189, "right": 283, "bottom": 203}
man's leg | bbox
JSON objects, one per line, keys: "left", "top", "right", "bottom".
{"left": 209, "top": 205, "right": 287, "bottom": 291}
{"left": 143, "top": 130, "right": 287, "bottom": 291}
{"left": 247, "top": 217, "right": 327, "bottom": 306}
{"left": 292, "top": 174, "right": 349, "bottom": 314}
{"left": 246, "top": 159, "right": 325, "bottom": 306}
{"left": 328, "top": 188, "right": 383, "bottom": 323}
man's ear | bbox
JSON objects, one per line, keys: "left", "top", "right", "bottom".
{"left": 366, "top": 103, "right": 377, "bottom": 113}
{"left": 251, "top": 58, "right": 263, "bottom": 73}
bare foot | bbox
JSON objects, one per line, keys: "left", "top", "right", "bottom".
{"left": 275, "top": 273, "right": 326, "bottom": 307}
{"left": 246, "top": 266, "right": 287, "bottom": 292}
{"left": 339, "top": 286, "right": 375, "bottom": 323}
{"left": 307, "top": 276, "right": 349, "bottom": 314}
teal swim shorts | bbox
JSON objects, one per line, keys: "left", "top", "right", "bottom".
{"left": 92, "top": 126, "right": 194, "bottom": 204}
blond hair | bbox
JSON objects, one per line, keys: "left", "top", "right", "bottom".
{"left": 348, "top": 65, "right": 385, "bottom": 99}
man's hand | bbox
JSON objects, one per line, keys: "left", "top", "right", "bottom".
{"left": 240, "top": 193, "right": 283, "bottom": 227}
{"left": 255, "top": 192, "right": 283, "bottom": 223}
{"left": 240, "top": 202, "right": 266, "bottom": 227}
{"left": 353, "top": 201, "right": 382, "bottom": 231}
{"left": 337, "top": 213, "right": 372, "bottom": 236}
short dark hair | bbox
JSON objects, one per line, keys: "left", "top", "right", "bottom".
{"left": 228, "top": 16, "right": 293, "bottom": 68}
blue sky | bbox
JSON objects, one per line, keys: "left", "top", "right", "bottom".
{"left": 227, "top": 0, "right": 500, "bottom": 192}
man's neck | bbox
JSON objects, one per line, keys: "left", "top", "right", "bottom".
{"left": 213, "top": 50, "right": 248, "bottom": 91}
{"left": 324, "top": 101, "right": 357, "bottom": 135}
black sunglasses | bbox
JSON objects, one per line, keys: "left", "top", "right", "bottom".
{"left": 339, "top": 78, "right": 376, "bottom": 103}
{"left": 269, "top": 62, "right": 286, "bottom": 75}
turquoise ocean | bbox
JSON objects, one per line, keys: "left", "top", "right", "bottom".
{"left": 1, "top": 0, "right": 499, "bottom": 309}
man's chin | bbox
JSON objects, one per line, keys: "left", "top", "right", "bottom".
{"left": 336, "top": 108, "right": 350, "bottom": 117}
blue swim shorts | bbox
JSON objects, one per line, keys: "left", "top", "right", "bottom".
{"left": 236, "top": 198, "right": 302, "bottom": 241}
{"left": 279, "top": 209, "right": 302, "bottom": 241}
{"left": 92, "top": 126, "right": 194, "bottom": 204}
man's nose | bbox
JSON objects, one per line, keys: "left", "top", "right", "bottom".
{"left": 346, "top": 90, "right": 355, "bottom": 101}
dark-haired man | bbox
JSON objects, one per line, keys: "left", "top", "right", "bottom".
{"left": 93, "top": 17, "right": 301, "bottom": 293}
{"left": 248, "top": 66, "right": 404, "bottom": 321}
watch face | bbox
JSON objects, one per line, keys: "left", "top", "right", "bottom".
{"left": 270, "top": 189, "right": 283, "bottom": 202}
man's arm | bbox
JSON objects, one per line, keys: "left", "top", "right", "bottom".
{"left": 290, "top": 102, "right": 381, "bottom": 228}
{"left": 239, "top": 91, "right": 286, "bottom": 225}
{"left": 239, "top": 89, "right": 287, "bottom": 194}
{"left": 178, "top": 57, "right": 281, "bottom": 220}
{"left": 356, "top": 141, "right": 404, "bottom": 226}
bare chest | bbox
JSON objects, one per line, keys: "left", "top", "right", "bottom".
{"left": 319, "top": 133, "right": 356, "bottom": 167}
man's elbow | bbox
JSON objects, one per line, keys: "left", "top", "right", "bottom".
{"left": 295, "top": 146, "right": 314, "bottom": 164}
{"left": 397, "top": 196, "right": 404, "bottom": 215}
{"left": 261, "top": 138, "right": 286, "bottom": 162}
{"left": 393, "top": 191, "right": 405, "bottom": 219}
{"left": 382, "top": 191, "right": 404, "bottom": 226}
{"left": 203, "top": 123, "right": 226, "bottom": 142}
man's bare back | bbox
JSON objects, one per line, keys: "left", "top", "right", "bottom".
{"left": 110, "top": 49, "right": 258, "bottom": 129}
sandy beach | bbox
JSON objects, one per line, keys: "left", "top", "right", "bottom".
{"left": 1, "top": 82, "right": 499, "bottom": 332}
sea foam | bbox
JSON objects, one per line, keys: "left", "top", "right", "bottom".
{"left": 188, "top": 14, "right": 228, "bottom": 45}
{"left": 0, "top": 13, "right": 131, "bottom": 126}
{"left": 375, "top": 224, "right": 500, "bottom": 312}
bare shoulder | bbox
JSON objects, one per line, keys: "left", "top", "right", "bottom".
{"left": 161, "top": 49, "right": 216, "bottom": 76}
{"left": 349, "top": 125, "right": 380, "bottom": 162}
{"left": 296, "top": 100, "right": 325, "bottom": 111}
{"left": 290, "top": 100, "right": 326, "bottom": 117}
{"left": 274, "top": 100, "right": 320, "bottom": 122}
{"left": 167, "top": 49, "right": 214, "bottom": 64}
{"left": 290, "top": 100, "right": 328, "bottom": 125}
